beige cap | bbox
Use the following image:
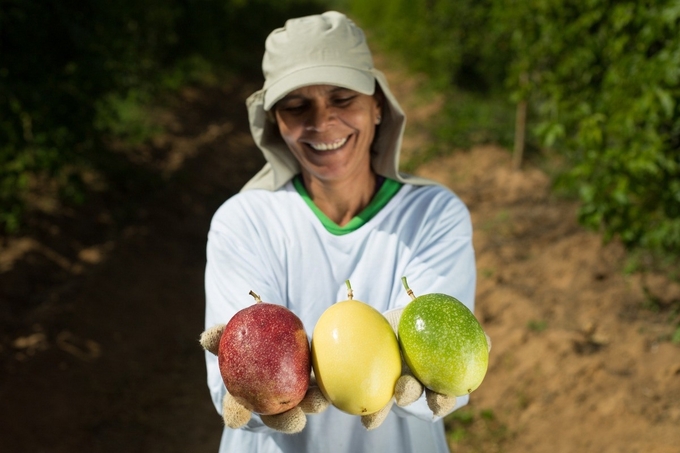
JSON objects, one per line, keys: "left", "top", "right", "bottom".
{"left": 262, "top": 11, "right": 376, "bottom": 111}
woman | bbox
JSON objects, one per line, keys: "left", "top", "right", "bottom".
{"left": 204, "top": 11, "right": 477, "bottom": 453}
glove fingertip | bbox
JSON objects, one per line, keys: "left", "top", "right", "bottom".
{"left": 394, "top": 374, "right": 424, "bottom": 407}
{"left": 425, "top": 388, "right": 457, "bottom": 417}
{"left": 299, "top": 386, "right": 330, "bottom": 414}
{"left": 361, "top": 400, "right": 393, "bottom": 431}
{"left": 261, "top": 406, "right": 306, "bottom": 434}
{"left": 222, "top": 393, "right": 251, "bottom": 429}
{"left": 200, "top": 324, "right": 225, "bottom": 355}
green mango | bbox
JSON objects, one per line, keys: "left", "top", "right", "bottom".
{"left": 398, "top": 290, "right": 489, "bottom": 397}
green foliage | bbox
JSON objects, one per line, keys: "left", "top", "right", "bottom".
{"left": 0, "top": 0, "right": 326, "bottom": 233}
{"left": 527, "top": 320, "right": 548, "bottom": 332}
{"left": 446, "top": 409, "right": 475, "bottom": 443}
{"left": 346, "top": 0, "right": 517, "bottom": 174}
{"left": 433, "top": 91, "right": 516, "bottom": 150}
{"left": 444, "top": 407, "right": 510, "bottom": 451}
{"left": 672, "top": 325, "right": 680, "bottom": 344}
{"left": 347, "top": 0, "right": 510, "bottom": 92}
{"left": 507, "top": 0, "right": 680, "bottom": 255}
{"left": 94, "top": 90, "right": 162, "bottom": 145}
{"left": 348, "top": 0, "right": 680, "bottom": 256}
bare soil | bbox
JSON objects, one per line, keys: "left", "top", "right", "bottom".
{"left": 417, "top": 147, "right": 680, "bottom": 453}
{"left": 1, "top": 65, "right": 679, "bottom": 453}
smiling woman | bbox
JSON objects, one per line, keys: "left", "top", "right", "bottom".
{"left": 203, "top": 10, "right": 479, "bottom": 453}
{"left": 273, "top": 85, "right": 382, "bottom": 225}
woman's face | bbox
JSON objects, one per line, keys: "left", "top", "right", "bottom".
{"left": 273, "top": 84, "right": 382, "bottom": 185}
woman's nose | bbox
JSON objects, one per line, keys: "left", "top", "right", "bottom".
{"left": 306, "top": 104, "right": 334, "bottom": 130}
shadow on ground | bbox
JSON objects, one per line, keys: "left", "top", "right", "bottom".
{"left": 0, "top": 77, "right": 265, "bottom": 453}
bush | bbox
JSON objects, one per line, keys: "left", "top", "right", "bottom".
{"left": 346, "top": 0, "right": 680, "bottom": 255}
{"left": 346, "top": 0, "right": 510, "bottom": 92}
{"left": 0, "top": 0, "right": 326, "bottom": 233}
{"left": 506, "top": 0, "right": 680, "bottom": 254}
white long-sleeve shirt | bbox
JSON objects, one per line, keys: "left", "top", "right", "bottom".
{"left": 204, "top": 180, "right": 476, "bottom": 453}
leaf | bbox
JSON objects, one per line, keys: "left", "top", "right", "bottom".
{"left": 654, "top": 87, "right": 675, "bottom": 118}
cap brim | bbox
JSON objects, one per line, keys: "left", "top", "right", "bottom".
{"left": 263, "top": 66, "right": 375, "bottom": 111}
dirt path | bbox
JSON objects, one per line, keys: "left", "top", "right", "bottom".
{"left": 1, "top": 79, "right": 264, "bottom": 452}
{"left": 1, "top": 66, "right": 679, "bottom": 453}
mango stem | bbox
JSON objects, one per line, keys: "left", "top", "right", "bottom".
{"left": 345, "top": 280, "right": 354, "bottom": 300}
{"left": 401, "top": 276, "right": 416, "bottom": 301}
{"left": 249, "top": 290, "right": 262, "bottom": 303}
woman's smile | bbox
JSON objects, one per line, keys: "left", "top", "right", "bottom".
{"left": 305, "top": 136, "right": 349, "bottom": 152}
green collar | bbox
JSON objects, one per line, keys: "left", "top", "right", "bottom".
{"left": 293, "top": 175, "right": 403, "bottom": 235}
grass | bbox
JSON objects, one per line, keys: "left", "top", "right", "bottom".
{"left": 445, "top": 407, "right": 510, "bottom": 452}
{"left": 527, "top": 320, "right": 548, "bottom": 333}
{"left": 401, "top": 88, "right": 516, "bottom": 174}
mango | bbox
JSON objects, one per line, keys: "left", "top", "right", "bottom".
{"left": 218, "top": 291, "right": 311, "bottom": 415}
{"left": 398, "top": 278, "right": 489, "bottom": 396}
{"left": 311, "top": 282, "right": 401, "bottom": 415}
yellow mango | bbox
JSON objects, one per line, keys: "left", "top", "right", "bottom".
{"left": 311, "top": 283, "right": 401, "bottom": 415}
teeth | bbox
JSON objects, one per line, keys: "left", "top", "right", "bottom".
{"left": 309, "top": 137, "right": 348, "bottom": 151}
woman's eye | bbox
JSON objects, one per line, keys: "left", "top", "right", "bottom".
{"left": 333, "top": 96, "right": 355, "bottom": 106}
{"left": 280, "top": 104, "right": 306, "bottom": 113}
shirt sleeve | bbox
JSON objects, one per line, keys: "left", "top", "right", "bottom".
{"left": 389, "top": 186, "right": 477, "bottom": 422}
{"left": 204, "top": 198, "right": 284, "bottom": 433}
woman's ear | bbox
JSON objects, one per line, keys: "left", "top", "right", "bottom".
{"left": 373, "top": 84, "right": 385, "bottom": 125}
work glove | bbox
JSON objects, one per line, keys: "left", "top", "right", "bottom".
{"left": 358, "top": 395, "right": 395, "bottom": 431}
{"left": 200, "top": 324, "right": 330, "bottom": 434}
{"left": 382, "top": 307, "right": 492, "bottom": 417}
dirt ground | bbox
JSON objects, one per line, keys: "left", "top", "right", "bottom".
{"left": 1, "top": 63, "right": 679, "bottom": 453}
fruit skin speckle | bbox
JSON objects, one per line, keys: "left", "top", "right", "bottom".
{"left": 218, "top": 302, "right": 311, "bottom": 415}
{"left": 398, "top": 293, "right": 489, "bottom": 397}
